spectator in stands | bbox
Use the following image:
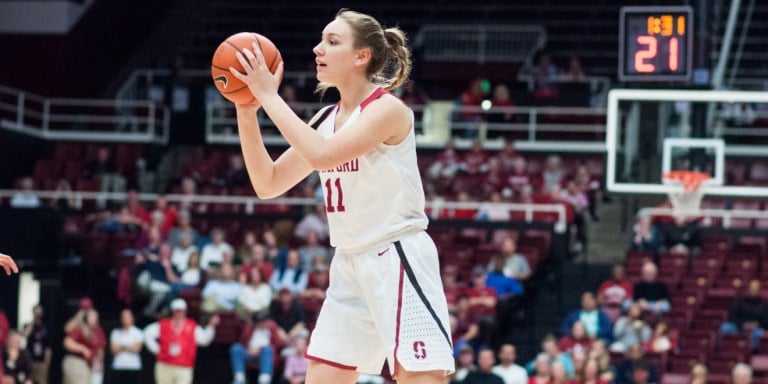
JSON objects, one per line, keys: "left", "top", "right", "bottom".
{"left": 476, "top": 191, "right": 510, "bottom": 222}
{"left": 21, "top": 304, "right": 51, "bottom": 384}
{"left": 260, "top": 229, "right": 282, "bottom": 264}
{"left": 50, "top": 179, "right": 76, "bottom": 212}
{"left": 560, "top": 180, "right": 590, "bottom": 247}
{"left": 297, "top": 230, "right": 330, "bottom": 271}
{"left": 135, "top": 224, "right": 164, "bottom": 255}
{"left": 463, "top": 348, "right": 505, "bottom": 384}
{"left": 630, "top": 261, "right": 670, "bottom": 316}
{"left": 610, "top": 303, "right": 651, "bottom": 353}
{"left": 109, "top": 309, "right": 143, "bottom": 384}
{"left": 489, "top": 237, "right": 532, "bottom": 281}
{"left": 487, "top": 84, "right": 515, "bottom": 125}
{"left": 10, "top": 177, "right": 40, "bottom": 208}
{"left": 732, "top": 363, "right": 753, "bottom": 384}
{"left": 144, "top": 299, "right": 219, "bottom": 384}
{"left": 558, "top": 321, "right": 593, "bottom": 356}
{"left": 85, "top": 146, "right": 127, "bottom": 200}
{"left": 613, "top": 345, "right": 658, "bottom": 384}
{"left": 151, "top": 195, "right": 178, "bottom": 236}
{"left": 505, "top": 157, "right": 530, "bottom": 197}
{"left": 241, "top": 243, "right": 275, "bottom": 284}
{"left": 468, "top": 266, "right": 498, "bottom": 318}
{"left": 561, "top": 55, "right": 586, "bottom": 82}
{"left": 269, "top": 289, "right": 307, "bottom": 338}
{"left": 269, "top": 249, "right": 308, "bottom": 295}
{"left": 719, "top": 279, "right": 767, "bottom": 350}
{"left": 164, "top": 250, "right": 202, "bottom": 305}
{"left": 661, "top": 216, "right": 701, "bottom": 255}
{"left": 497, "top": 141, "right": 521, "bottom": 173}
{"left": 574, "top": 165, "right": 599, "bottom": 219}
{"left": 644, "top": 320, "right": 673, "bottom": 353}
{"left": 464, "top": 139, "right": 490, "bottom": 175}
{"left": 3, "top": 331, "right": 32, "bottom": 384}
{"left": 442, "top": 266, "right": 465, "bottom": 311}
{"left": 62, "top": 307, "right": 106, "bottom": 384}
{"left": 491, "top": 343, "right": 527, "bottom": 384}
{"left": 200, "top": 228, "right": 235, "bottom": 270}
{"left": 453, "top": 295, "right": 482, "bottom": 353}
{"left": 560, "top": 292, "right": 612, "bottom": 343}
{"left": 170, "top": 232, "right": 198, "bottom": 274}
{"left": 283, "top": 335, "right": 309, "bottom": 384}
{"left": 578, "top": 359, "right": 606, "bottom": 384}
{"left": 201, "top": 263, "right": 242, "bottom": 313}
{"left": 237, "top": 231, "right": 258, "bottom": 265}
{"left": 451, "top": 345, "right": 476, "bottom": 383}
{"left": 238, "top": 267, "right": 273, "bottom": 317}
{"left": 550, "top": 360, "right": 570, "bottom": 384}
{"left": 229, "top": 310, "right": 285, "bottom": 384}
{"left": 482, "top": 158, "right": 507, "bottom": 196}
{"left": 533, "top": 52, "right": 559, "bottom": 100}
{"left": 167, "top": 210, "right": 199, "bottom": 249}
{"left": 587, "top": 340, "right": 614, "bottom": 383}
{"left": 598, "top": 264, "right": 634, "bottom": 322}
{"left": 300, "top": 257, "right": 330, "bottom": 312}
{"left": 527, "top": 355, "right": 551, "bottom": 384}
{"left": 87, "top": 205, "right": 144, "bottom": 234}
{"left": 542, "top": 155, "right": 564, "bottom": 192}
{"left": 486, "top": 257, "right": 524, "bottom": 297}
{"left": 458, "top": 78, "right": 487, "bottom": 137}
{"left": 428, "top": 140, "right": 462, "bottom": 181}
{"left": 294, "top": 204, "right": 329, "bottom": 242}
{"left": 630, "top": 216, "right": 659, "bottom": 252}
{"left": 125, "top": 188, "right": 150, "bottom": 224}
{"left": 690, "top": 363, "right": 707, "bottom": 384}
{"left": 179, "top": 177, "right": 208, "bottom": 214}
{"left": 135, "top": 245, "right": 173, "bottom": 318}
{"left": 527, "top": 334, "right": 575, "bottom": 377}
{"left": 220, "top": 153, "right": 251, "bottom": 190}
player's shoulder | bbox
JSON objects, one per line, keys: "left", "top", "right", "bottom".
{"left": 362, "top": 92, "right": 411, "bottom": 119}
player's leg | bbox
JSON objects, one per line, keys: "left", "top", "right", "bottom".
{"left": 305, "top": 361, "right": 360, "bottom": 384}
{"left": 394, "top": 362, "right": 446, "bottom": 384}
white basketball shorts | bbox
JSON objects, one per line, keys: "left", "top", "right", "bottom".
{"left": 305, "top": 230, "right": 455, "bottom": 376}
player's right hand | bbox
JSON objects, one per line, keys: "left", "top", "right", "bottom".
{"left": 0, "top": 254, "right": 19, "bottom": 275}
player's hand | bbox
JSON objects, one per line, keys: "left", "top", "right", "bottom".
{"left": 230, "top": 43, "right": 284, "bottom": 103}
{"left": 0, "top": 254, "right": 19, "bottom": 275}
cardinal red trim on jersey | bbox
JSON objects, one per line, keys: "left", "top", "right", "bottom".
{"left": 393, "top": 262, "right": 405, "bottom": 376}
{"left": 304, "top": 352, "right": 358, "bottom": 371}
{"left": 360, "top": 87, "right": 389, "bottom": 111}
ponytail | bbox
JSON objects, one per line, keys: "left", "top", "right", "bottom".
{"left": 381, "top": 27, "right": 412, "bottom": 90}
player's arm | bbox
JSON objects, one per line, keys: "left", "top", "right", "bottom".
{"left": 235, "top": 105, "right": 317, "bottom": 199}
{"left": 231, "top": 45, "right": 410, "bottom": 170}
{"left": 0, "top": 253, "right": 19, "bottom": 275}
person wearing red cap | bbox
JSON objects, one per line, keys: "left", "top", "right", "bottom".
{"left": 62, "top": 308, "right": 106, "bottom": 384}
{"left": 0, "top": 253, "right": 18, "bottom": 275}
{"left": 143, "top": 298, "right": 220, "bottom": 384}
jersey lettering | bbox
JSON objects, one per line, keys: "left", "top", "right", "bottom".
{"left": 321, "top": 158, "right": 359, "bottom": 174}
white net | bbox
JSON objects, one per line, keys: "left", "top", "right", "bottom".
{"left": 667, "top": 187, "right": 705, "bottom": 220}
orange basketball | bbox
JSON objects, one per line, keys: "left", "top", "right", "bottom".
{"left": 211, "top": 32, "right": 283, "bottom": 105}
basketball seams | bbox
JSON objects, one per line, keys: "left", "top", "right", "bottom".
{"left": 213, "top": 32, "right": 281, "bottom": 105}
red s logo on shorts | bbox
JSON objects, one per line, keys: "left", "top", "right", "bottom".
{"left": 413, "top": 341, "right": 427, "bottom": 360}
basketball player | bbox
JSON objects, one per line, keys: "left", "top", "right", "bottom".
{"left": 230, "top": 9, "right": 454, "bottom": 384}
{"left": 0, "top": 253, "right": 18, "bottom": 275}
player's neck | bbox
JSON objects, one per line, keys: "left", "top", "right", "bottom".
{"left": 337, "top": 81, "right": 378, "bottom": 114}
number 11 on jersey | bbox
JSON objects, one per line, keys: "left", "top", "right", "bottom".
{"left": 324, "top": 178, "right": 346, "bottom": 213}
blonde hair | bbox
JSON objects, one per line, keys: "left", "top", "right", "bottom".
{"left": 317, "top": 9, "right": 411, "bottom": 94}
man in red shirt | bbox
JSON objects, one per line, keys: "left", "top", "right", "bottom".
{"left": 466, "top": 266, "right": 498, "bottom": 318}
{"left": 143, "top": 299, "right": 219, "bottom": 384}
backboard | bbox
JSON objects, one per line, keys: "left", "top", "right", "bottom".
{"left": 606, "top": 88, "right": 768, "bottom": 197}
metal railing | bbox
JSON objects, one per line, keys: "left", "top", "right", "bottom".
{"left": 0, "top": 84, "right": 169, "bottom": 143}
{"left": 0, "top": 189, "right": 568, "bottom": 233}
{"left": 205, "top": 100, "right": 607, "bottom": 152}
{"left": 638, "top": 207, "right": 768, "bottom": 229}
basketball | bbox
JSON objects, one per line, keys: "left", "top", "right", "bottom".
{"left": 211, "top": 32, "right": 283, "bottom": 105}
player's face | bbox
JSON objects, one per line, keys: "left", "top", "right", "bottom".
{"left": 314, "top": 19, "right": 358, "bottom": 84}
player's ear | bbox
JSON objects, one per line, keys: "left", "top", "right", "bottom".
{"left": 354, "top": 47, "right": 372, "bottom": 67}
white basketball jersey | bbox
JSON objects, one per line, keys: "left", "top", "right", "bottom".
{"left": 316, "top": 88, "right": 428, "bottom": 251}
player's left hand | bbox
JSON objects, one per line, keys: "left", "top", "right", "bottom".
{"left": 230, "top": 43, "right": 284, "bottom": 102}
{"left": 0, "top": 254, "right": 18, "bottom": 275}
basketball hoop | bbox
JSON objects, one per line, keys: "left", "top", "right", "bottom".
{"left": 662, "top": 170, "right": 710, "bottom": 220}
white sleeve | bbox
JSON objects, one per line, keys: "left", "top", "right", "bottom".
{"left": 143, "top": 323, "right": 160, "bottom": 354}
{"left": 195, "top": 325, "right": 216, "bottom": 346}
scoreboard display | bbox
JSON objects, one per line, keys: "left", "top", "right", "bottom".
{"left": 619, "top": 6, "right": 693, "bottom": 82}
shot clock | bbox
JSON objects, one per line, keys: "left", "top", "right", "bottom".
{"left": 619, "top": 6, "right": 693, "bottom": 82}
